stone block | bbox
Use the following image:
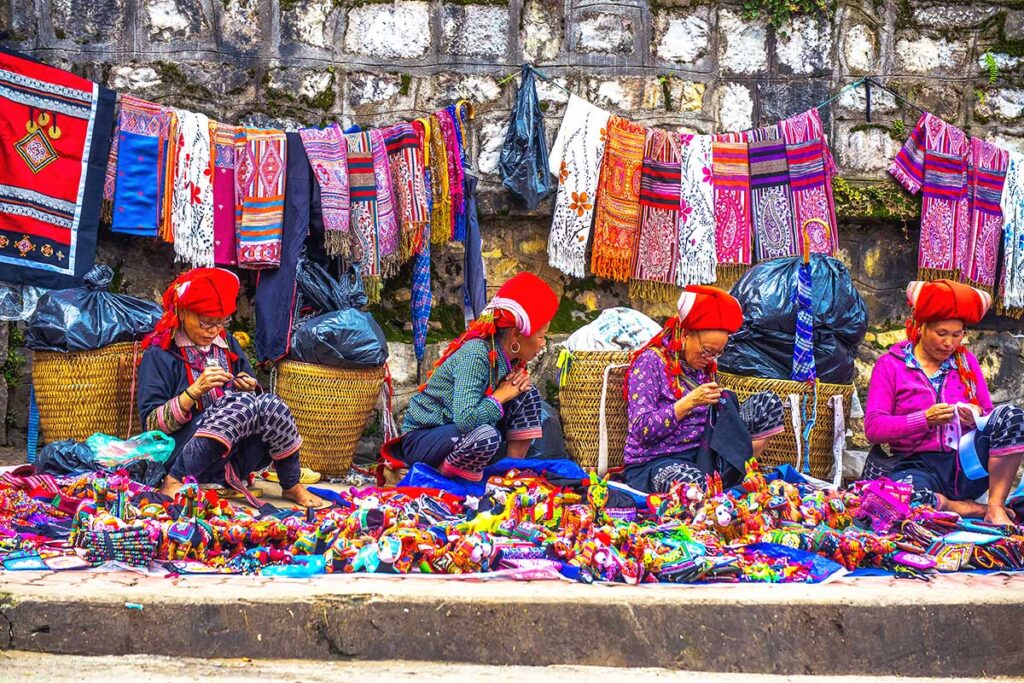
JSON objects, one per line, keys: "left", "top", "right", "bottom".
{"left": 834, "top": 122, "right": 901, "bottom": 176}
{"left": 476, "top": 116, "right": 507, "bottom": 177}
{"left": 4, "top": 0, "right": 36, "bottom": 42}
{"left": 834, "top": 86, "right": 897, "bottom": 118}
{"left": 665, "top": 79, "right": 705, "bottom": 113}
{"left": 217, "top": 0, "right": 261, "bottom": 51}
{"left": 756, "top": 79, "right": 828, "bottom": 126}
{"left": 585, "top": 76, "right": 653, "bottom": 112}
{"left": 894, "top": 35, "right": 971, "bottom": 76}
{"left": 441, "top": 5, "right": 509, "bottom": 59}
{"left": 145, "top": 0, "right": 207, "bottom": 42}
{"left": 913, "top": 5, "right": 999, "bottom": 30}
{"left": 108, "top": 64, "right": 163, "bottom": 92}
{"left": 344, "top": 1, "right": 431, "bottom": 60}
{"left": 718, "top": 8, "right": 767, "bottom": 75}
{"left": 345, "top": 72, "right": 406, "bottom": 109}
{"left": 266, "top": 66, "right": 338, "bottom": 117}
{"left": 842, "top": 23, "right": 878, "bottom": 73}
{"left": 575, "top": 10, "right": 634, "bottom": 55}
{"left": 887, "top": 81, "right": 963, "bottom": 122}
{"left": 1005, "top": 11, "right": 1024, "bottom": 42}
{"left": 51, "top": 0, "right": 124, "bottom": 43}
{"left": 715, "top": 82, "right": 753, "bottom": 132}
{"left": 281, "top": 0, "right": 336, "bottom": 49}
{"left": 776, "top": 15, "right": 831, "bottom": 75}
{"left": 653, "top": 8, "right": 711, "bottom": 65}
{"left": 521, "top": 0, "right": 563, "bottom": 63}
{"left": 420, "top": 73, "right": 503, "bottom": 111}
{"left": 976, "top": 88, "right": 1024, "bottom": 122}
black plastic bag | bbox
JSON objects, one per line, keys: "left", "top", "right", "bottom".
{"left": 290, "top": 309, "right": 388, "bottom": 368}
{"left": 718, "top": 255, "right": 867, "bottom": 384}
{"left": 498, "top": 64, "right": 552, "bottom": 210}
{"left": 295, "top": 257, "right": 367, "bottom": 316}
{"left": 25, "top": 265, "right": 162, "bottom": 352}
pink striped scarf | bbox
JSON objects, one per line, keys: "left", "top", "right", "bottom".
{"left": 712, "top": 131, "right": 752, "bottom": 269}
{"left": 780, "top": 108, "right": 838, "bottom": 255}
{"left": 299, "top": 123, "right": 353, "bottom": 259}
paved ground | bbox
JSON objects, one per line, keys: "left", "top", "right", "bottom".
{"left": 1, "top": 651, "right": 1013, "bottom": 683}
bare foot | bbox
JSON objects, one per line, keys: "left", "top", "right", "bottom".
{"left": 936, "top": 494, "right": 988, "bottom": 519}
{"left": 160, "top": 474, "right": 184, "bottom": 498}
{"left": 985, "top": 504, "right": 1015, "bottom": 526}
{"left": 282, "top": 484, "right": 326, "bottom": 509}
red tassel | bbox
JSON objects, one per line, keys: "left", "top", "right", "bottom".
{"left": 488, "top": 349, "right": 498, "bottom": 364}
{"left": 485, "top": 386, "right": 494, "bottom": 397}
{"left": 417, "top": 383, "right": 427, "bottom": 393}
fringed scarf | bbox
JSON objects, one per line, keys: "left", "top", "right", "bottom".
{"left": 347, "top": 131, "right": 383, "bottom": 301}
{"left": 170, "top": 110, "right": 214, "bottom": 267}
{"left": 411, "top": 118, "right": 434, "bottom": 362}
{"left": 370, "top": 128, "right": 401, "bottom": 279}
{"left": 591, "top": 115, "right": 646, "bottom": 282}
{"left": 299, "top": 122, "right": 353, "bottom": 259}
{"left": 548, "top": 95, "right": 610, "bottom": 278}
{"left": 211, "top": 122, "right": 239, "bottom": 266}
{"left": 102, "top": 97, "right": 120, "bottom": 221}
{"left": 781, "top": 108, "right": 838, "bottom": 256}
{"left": 111, "top": 96, "right": 166, "bottom": 237}
{"left": 964, "top": 138, "right": 1009, "bottom": 294}
{"left": 382, "top": 122, "right": 430, "bottom": 261}
{"left": 438, "top": 105, "right": 467, "bottom": 242}
{"left": 159, "top": 109, "right": 179, "bottom": 243}
{"left": 676, "top": 133, "right": 717, "bottom": 286}
{"left": 749, "top": 124, "right": 797, "bottom": 262}
{"left": 234, "top": 127, "right": 287, "bottom": 269}
{"left": 712, "top": 132, "right": 752, "bottom": 287}
{"left": 1000, "top": 150, "right": 1024, "bottom": 318}
{"left": 889, "top": 112, "right": 969, "bottom": 281}
{"left": 428, "top": 114, "right": 452, "bottom": 245}
{"left": 630, "top": 128, "right": 681, "bottom": 300}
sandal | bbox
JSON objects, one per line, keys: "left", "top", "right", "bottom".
{"left": 211, "top": 486, "right": 264, "bottom": 500}
{"left": 262, "top": 467, "right": 322, "bottom": 485}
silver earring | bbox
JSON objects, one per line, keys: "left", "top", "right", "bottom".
{"left": 510, "top": 341, "right": 521, "bottom": 354}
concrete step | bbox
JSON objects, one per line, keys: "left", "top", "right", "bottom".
{"left": 1, "top": 571, "right": 1022, "bottom": 676}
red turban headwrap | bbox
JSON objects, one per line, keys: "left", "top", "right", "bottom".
{"left": 906, "top": 279, "right": 991, "bottom": 326}
{"left": 143, "top": 268, "right": 240, "bottom": 350}
{"left": 675, "top": 285, "right": 744, "bottom": 333}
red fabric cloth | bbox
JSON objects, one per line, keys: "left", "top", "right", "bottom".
{"left": 491, "top": 272, "right": 559, "bottom": 336}
{"left": 144, "top": 268, "right": 240, "bottom": 349}
{"left": 675, "top": 285, "right": 743, "bottom": 333}
{"left": 907, "top": 279, "right": 991, "bottom": 325}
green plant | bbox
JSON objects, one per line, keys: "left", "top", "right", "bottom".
{"left": 890, "top": 118, "right": 906, "bottom": 141}
{"left": 658, "top": 75, "right": 673, "bottom": 111}
{"left": 3, "top": 326, "right": 26, "bottom": 390}
{"left": 741, "top": 0, "right": 829, "bottom": 33}
{"left": 983, "top": 51, "right": 999, "bottom": 87}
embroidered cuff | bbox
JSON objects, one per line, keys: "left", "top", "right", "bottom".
{"left": 507, "top": 427, "right": 543, "bottom": 441}
{"left": 905, "top": 410, "right": 930, "bottom": 435}
{"left": 170, "top": 396, "right": 191, "bottom": 424}
{"left": 750, "top": 425, "right": 785, "bottom": 441}
{"left": 486, "top": 396, "right": 505, "bottom": 418}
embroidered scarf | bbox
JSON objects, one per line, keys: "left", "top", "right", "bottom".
{"left": 347, "top": 131, "right": 384, "bottom": 297}
{"left": 428, "top": 114, "right": 452, "bottom": 245}
{"left": 0, "top": 46, "right": 116, "bottom": 289}
{"left": 748, "top": 124, "right": 797, "bottom": 262}
{"left": 591, "top": 115, "right": 646, "bottom": 282}
{"left": 712, "top": 133, "right": 752, "bottom": 276}
{"left": 102, "top": 96, "right": 120, "bottom": 217}
{"left": 234, "top": 127, "right": 286, "bottom": 269}
{"left": 781, "top": 108, "right": 838, "bottom": 255}
{"left": 1000, "top": 150, "right": 1024, "bottom": 317}
{"left": 889, "top": 112, "right": 969, "bottom": 280}
{"left": 299, "top": 122, "right": 352, "bottom": 259}
{"left": 159, "top": 109, "right": 179, "bottom": 243}
{"left": 382, "top": 122, "right": 430, "bottom": 260}
{"left": 631, "top": 128, "right": 680, "bottom": 297}
{"left": 370, "top": 128, "right": 401, "bottom": 278}
{"left": 411, "top": 119, "right": 434, "bottom": 362}
{"left": 111, "top": 96, "right": 165, "bottom": 237}
{"left": 676, "top": 133, "right": 717, "bottom": 286}
{"left": 964, "top": 138, "right": 1008, "bottom": 293}
{"left": 211, "top": 122, "right": 239, "bottom": 266}
{"left": 437, "top": 106, "right": 466, "bottom": 242}
{"left": 170, "top": 110, "right": 214, "bottom": 267}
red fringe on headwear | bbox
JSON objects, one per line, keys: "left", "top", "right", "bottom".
{"left": 420, "top": 309, "right": 522, "bottom": 393}
{"left": 906, "top": 312, "right": 979, "bottom": 406}
{"left": 623, "top": 316, "right": 703, "bottom": 402}
{"left": 142, "top": 272, "right": 235, "bottom": 359}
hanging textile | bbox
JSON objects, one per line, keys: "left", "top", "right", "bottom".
{"left": 792, "top": 255, "right": 816, "bottom": 383}
{"left": 712, "top": 133, "right": 752, "bottom": 283}
{"left": 1000, "top": 150, "right": 1024, "bottom": 317}
{"left": 547, "top": 95, "right": 610, "bottom": 278}
{"left": 0, "top": 46, "right": 116, "bottom": 289}
{"left": 211, "top": 122, "right": 239, "bottom": 266}
{"left": 889, "top": 112, "right": 969, "bottom": 281}
{"left": 676, "top": 133, "right": 717, "bottom": 286}
{"left": 347, "top": 131, "right": 384, "bottom": 299}
{"left": 749, "top": 124, "right": 797, "bottom": 262}
{"left": 630, "top": 128, "right": 680, "bottom": 299}
{"left": 234, "top": 127, "right": 286, "bottom": 269}
{"left": 370, "top": 128, "right": 401, "bottom": 278}
{"left": 382, "top": 122, "right": 430, "bottom": 260}
{"left": 299, "top": 122, "right": 352, "bottom": 259}
{"left": 964, "top": 138, "right": 1008, "bottom": 293}
{"left": 102, "top": 98, "right": 120, "bottom": 218}
{"left": 781, "top": 108, "right": 838, "bottom": 256}
{"left": 591, "top": 115, "right": 646, "bottom": 282}
{"left": 170, "top": 110, "right": 214, "bottom": 267}
{"left": 463, "top": 173, "right": 487, "bottom": 321}
{"left": 111, "top": 96, "right": 165, "bottom": 237}
{"left": 411, "top": 118, "right": 433, "bottom": 363}
{"left": 428, "top": 114, "right": 452, "bottom": 245}
{"left": 159, "top": 109, "right": 179, "bottom": 243}
{"left": 499, "top": 64, "right": 552, "bottom": 212}
{"left": 438, "top": 106, "right": 466, "bottom": 242}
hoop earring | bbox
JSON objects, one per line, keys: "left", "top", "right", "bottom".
{"left": 510, "top": 341, "right": 521, "bottom": 355}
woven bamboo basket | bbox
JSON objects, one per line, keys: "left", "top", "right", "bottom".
{"left": 717, "top": 372, "right": 854, "bottom": 480}
{"left": 275, "top": 360, "right": 385, "bottom": 477}
{"left": 558, "top": 350, "right": 631, "bottom": 473}
{"left": 32, "top": 342, "right": 140, "bottom": 444}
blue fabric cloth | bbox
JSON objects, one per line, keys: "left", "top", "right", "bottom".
{"left": 111, "top": 131, "right": 160, "bottom": 236}
{"left": 397, "top": 457, "right": 586, "bottom": 497}
{"left": 463, "top": 173, "right": 487, "bottom": 322}
{"left": 411, "top": 170, "right": 433, "bottom": 362}
{"left": 255, "top": 131, "right": 310, "bottom": 364}
{"left": 791, "top": 262, "right": 816, "bottom": 382}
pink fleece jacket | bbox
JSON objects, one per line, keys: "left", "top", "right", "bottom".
{"left": 864, "top": 341, "right": 992, "bottom": 455}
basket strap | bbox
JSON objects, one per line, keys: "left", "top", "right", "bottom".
{"left": 378, "top": 363, "right": 399, "bottom": 442}
{"left": 126, "top": 341, "right": 140, "bottom": 438}
{"left": 27, "top": 385, "right": 39, "bottom": 464}
{"left": 598, "top": 363, "right": 630, "bottom": 477}
{"left": 830, "top": 394, "right": 845, "bottom": 490}
{"left": 787, "top": 394, "right": 803, "bottom": 474}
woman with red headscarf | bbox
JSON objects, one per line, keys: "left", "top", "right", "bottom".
{"left": 864, "top": 280, "right": 1024, "bottom": 525}
{"left": 137, "top": 268, "right": 323, "bottom": 508}
{"left": 623, "top": 285, "right": 785, "bottom": 493}
{"left": 383, "top": 272, "right": 559, "bottom": 482}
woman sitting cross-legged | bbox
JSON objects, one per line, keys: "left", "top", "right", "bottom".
{"left": 623, "top": 285, "right": 785, "bottom": 494}
{"left": 863, "top": 279, "right": 1024, "bottom": 525}
{"left": 137, "top": 268, "right": 323, "bottom": 508}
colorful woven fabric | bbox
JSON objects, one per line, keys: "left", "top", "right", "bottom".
{"left": 371, "top": 128, "right": 401, "bottom": 278}
{"left": 428, "top": 114, "right": 452, "bottom": 245}
{"left": 676, "top": 134, "right": 717, "bottom": 286}
{"left": 591, "top": 115, "right": 646, "bottom": 282}
{"left": 0, "top": 46, "right": 116, "bottom": 289}
{"left": 438, "top": 106, "right": 466, "bottom": 242}
{"left": 111, "top": 96, "right": 165, "bottom": 237}
{"left": 102, "top": 96, "right": 120, "bottom": 206}
{"left": 170, "top": 110, "right": 214, "bottom": 267}
{"left": 159, "top": 109, "right": 179, "bottom": 243}
{"left": 964, "top": 138, "right": 1008, "bottom": 293}
{"left": 411, "top": 119, "right": 434, "bottom": 362}
{"left": 347, "top": 131, "right": 382, "bottom": 287}
{"left": 632, "top": 128, "right": 681, "bottom": 294}
{"left": 889, "top": 112, "right": 970, "bottom": 281}
{"left": 548, "top": 95, "right": 610, "bottom": 278}
{"left": 792, "top": 259, "right": 816, "bottom": 383}
{"left": 299, "top": 123, "right": 352, "bottom": 259}
{"left": 382, "top": 122, "right": 430, "bottom": 260}
{"left": 234, "top": 128, "right": 286, "bottom": 269}
{"left": 211, "top": 122, "right": 238, "bottom": 266}
{"left": 712, "top": 134, "right": 752, "bottom": 270}
{"left": 1001, "top": 150, "right": 1024, "bottom": 316}
{"left": 749, "top": 124, "right": 797, "bottom": 262}
{"left": 781, "top": 108, "right": 838, "bottom": 256}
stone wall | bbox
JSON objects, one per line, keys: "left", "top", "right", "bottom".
{"left": 3, "top": 0, "right": 1024, "bottom": 449}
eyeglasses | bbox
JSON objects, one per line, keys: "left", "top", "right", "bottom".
{"left": 693, "top": 334, "right": 724, "bottom": 360}
{"left": 196, "top": 316, "right": 231, "bottom": 331}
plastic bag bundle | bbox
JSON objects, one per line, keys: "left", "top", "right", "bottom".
{"left": 295, "top": 257, "right": 367, "bottom": 316}
{"left": 498, "top": 64, "right": 552, "bottom": 210}
{"left": 85, "top": 431, "right": 175, "bottom": 470}
{"left": 290, "top": 309, "right": 389, "bottom": 368}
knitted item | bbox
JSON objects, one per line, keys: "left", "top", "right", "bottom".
{"left": 370, "top": 128, "right": 401, "bottom": 278}
{"left": 211, "top": 122, "right": 239, "bottom": 266}
{"left": 632, "top": 128, "right": 681, "bottom": 296}
{"left": 382, "top": 122, "right": 430, "bottom": 260}
{"left": 111, "top": 96, "right": 166, "bottom": 237}
{"left": 1001, "top": 150, "right": 1024, "bottom": 316}
{"left": 749, "top": 124, "right": 797, "bottom": 262}
{"left": 712, "top": 134, "right": 752, "bottom": 272}
{"left": 964, "top": 138, "right": 1008, "bottom": 293}
{"left": 781, "top": 108, "right": 838, "bottom": 256}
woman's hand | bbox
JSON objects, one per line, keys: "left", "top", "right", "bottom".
{"left": 673, "top": 382, "right": 721, "bottom": 420}
{"left": 232, "top": 371, "right": 258, "bottom": 392}
{"left": 190, "top": 365, "right": 234, "bottom": 397}
{"left": 492, "top": 365, "right": 531, "bottom": 404}
{"left": 925, "top": 402, "right": 956, "bottom": 428}
{"left": 957, "top": 404, "right": 979, "bottom": 430}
